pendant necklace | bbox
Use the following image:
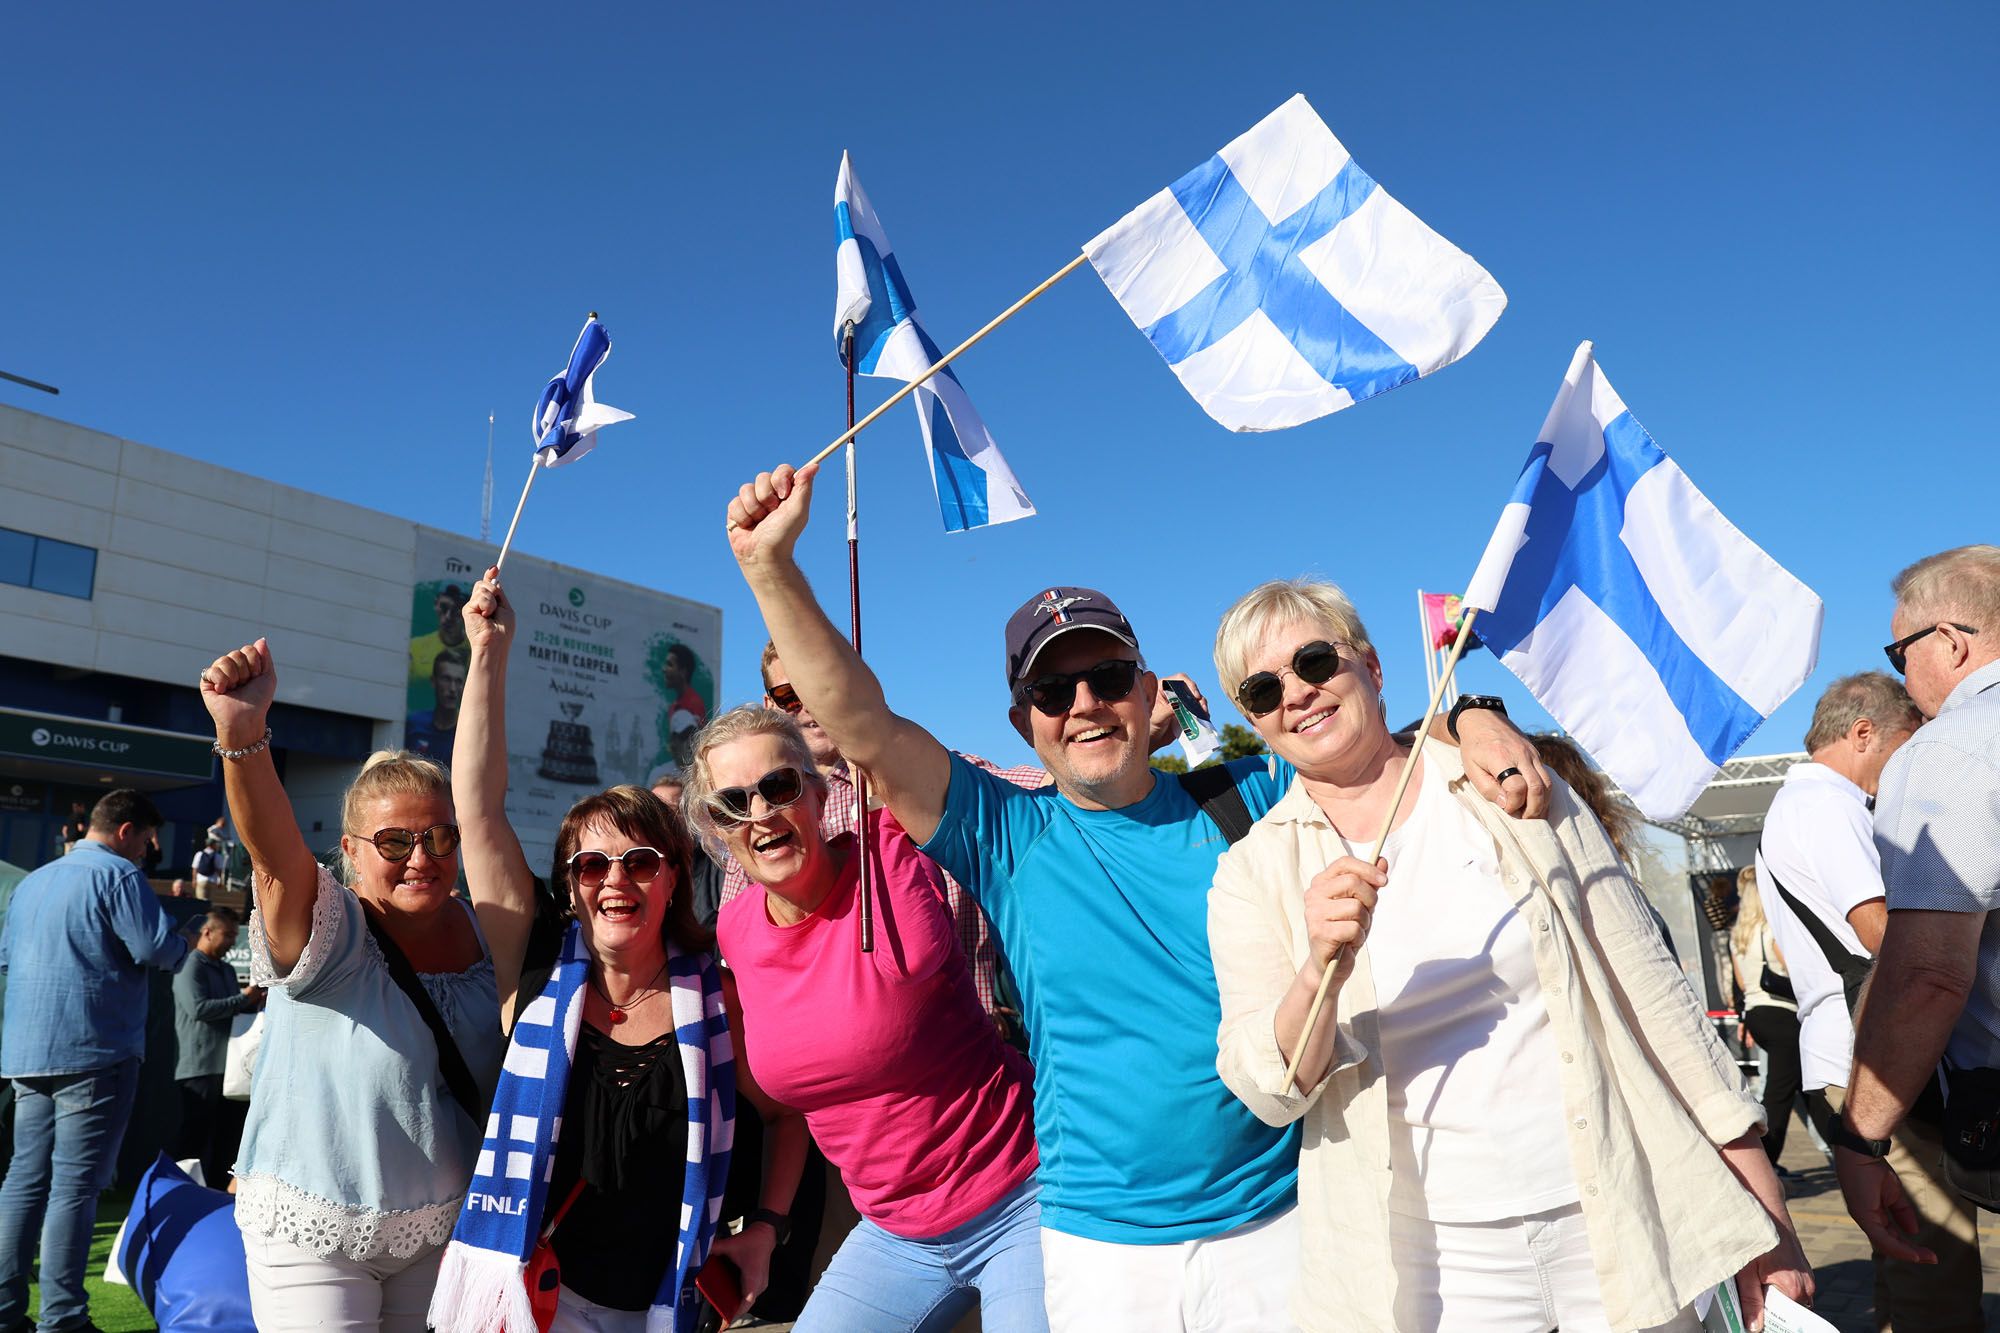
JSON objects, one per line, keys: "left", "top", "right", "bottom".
{"left": 589, "top": 958, "right": 670, "bottom": 1025}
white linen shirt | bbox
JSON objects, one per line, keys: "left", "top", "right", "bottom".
{"left": 1754, "top": 762, "right": 1882, "bottom": 1091}
{"left": 1208, "top": 746, "right": 1774, "bottom": 1333}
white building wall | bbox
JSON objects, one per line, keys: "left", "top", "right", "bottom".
{"left": 0, "top": 404, "right": 411, "bottom": 724}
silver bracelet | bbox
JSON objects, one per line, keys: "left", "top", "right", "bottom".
{"left": 213, "top": 727, "right": 273, "bottom": 760}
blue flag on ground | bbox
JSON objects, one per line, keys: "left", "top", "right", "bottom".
{"left": 532, "top": 315, "right": 633, "bottom": 469}
{"left": 1462, "top": 342, "right": 1823, "bottom": 819}
{"left": 833, "top": 152, "right": 1035, "bottom": 532}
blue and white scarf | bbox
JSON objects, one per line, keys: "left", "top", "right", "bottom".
{"left": 429, "top": 923, "right": 736, "bottom": 1333}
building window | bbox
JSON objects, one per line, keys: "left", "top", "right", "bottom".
{"left": 0, "top": 527, "right": 96, "bottom": 600}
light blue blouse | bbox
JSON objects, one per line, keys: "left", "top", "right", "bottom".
{"left": 236, "top": 866, "right": 504, "bottom": 1260}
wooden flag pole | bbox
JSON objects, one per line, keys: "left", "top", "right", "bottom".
{"left": 845, "top": 326, "right": 875, "bottom": 954}
{"left": 800, "top": 252, "right": 1090, "bottom": 471}
{"left": 494, "top": 460, "right": 541, "bottom": 571}
{"left": 1281, "top": 609, "right": 1482, "bottom": 1090}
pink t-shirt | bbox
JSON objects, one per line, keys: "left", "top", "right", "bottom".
{"left": 719, "top": 811, "right": 1037, "bottom": 1237}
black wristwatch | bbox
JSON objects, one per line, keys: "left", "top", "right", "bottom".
{"left": 1829, "top": 1120, "right": 1893, "bottom": 1160}
{"left": 1446, "top": 693, "right": 1508, "bottom": 742}
{"left": 747, "top": 1207, "right": 792, "bottom": 1245}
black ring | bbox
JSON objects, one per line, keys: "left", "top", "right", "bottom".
{"left": 1495, "top": 766, "right": 1524, "bottom": 784}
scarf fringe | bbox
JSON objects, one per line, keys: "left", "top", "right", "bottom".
{"left": 428, "top": 1239, "right": 540, "bottom": 1333}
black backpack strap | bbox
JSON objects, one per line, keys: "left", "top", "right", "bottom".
{"left": 363, "top": 905, "right": 486, "bottom": 1126}
{"left": 1758, "top": 838, "right": 1873, "bottom": 997}
{"left": 1179, "top": 765, "right": 1257, "bottom": 847}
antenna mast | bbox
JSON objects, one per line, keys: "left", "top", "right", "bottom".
{"left": 480, "top": 412, "right": 495, "bottom": 542}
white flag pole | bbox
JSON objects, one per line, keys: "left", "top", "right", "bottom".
{"left": 493, "top": 460, "right": 541, "bottom": 572}
{"left": 1417, "top": 590, "right": 1438, "bottom": 701}
{"left": 1282, "top": 609, "right": 1480, "bottom": 1090}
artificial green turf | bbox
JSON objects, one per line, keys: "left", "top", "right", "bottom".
{"left": 25, "top": 1190, "right": 155, "bottom": 1332}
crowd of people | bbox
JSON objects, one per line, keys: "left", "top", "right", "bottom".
{"left": 0, "top": 471, "right": 1994, "bottom": 1331}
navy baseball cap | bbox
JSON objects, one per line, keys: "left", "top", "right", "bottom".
{"left": 1004, "top": 587, "right": 1141, "bottom": 689}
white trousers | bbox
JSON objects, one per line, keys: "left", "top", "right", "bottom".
{"left": 1389, "top": 1202, "right": 1700, "bottom": 1333}
{"left": 549, "top": 1286, "right": 649, "bottom": 1332}
{"left": 241, "top": 1229, "right": 443, "bottom": 1333}
{"left": 1040, "top": 1205, "right": 1299, "bottom": 1333}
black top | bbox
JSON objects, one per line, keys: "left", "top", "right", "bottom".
{"left": 548, "top": 1024, "right": 690, "bottom": 1310}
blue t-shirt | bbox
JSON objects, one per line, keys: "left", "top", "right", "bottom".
{"left": 922, "top": 752, "right": 1299, "bottom": 1243}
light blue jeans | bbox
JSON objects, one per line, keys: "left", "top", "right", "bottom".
{"left": 795, "top": 1176, "right": 1047, "bottom": 1332}
{"left": 0, "top": 1061, "right": 142, "bottom": 1331}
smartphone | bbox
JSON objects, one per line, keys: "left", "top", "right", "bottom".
{"left": 1162, "top": 678, "right": 1220, "bottom": 767}
{"left": 696, "top": 1252, "right": 743, "bottom": 1328}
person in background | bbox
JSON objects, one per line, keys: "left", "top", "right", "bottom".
{"left": 172, "top": 907, "right": 263, "bottom": 1186}
{"left": 0, "top": 788, "right": 191, "bottom": 1333}
{"left": 56, "top": 804, "right": 87, "bottom": 859}
{"left": 650, "top": 768, "right": 724, "bottom": 931}
{"left": 170, "top": 878, "right": 191, "bottom": 899}
{"left": 199, "top": 638, "right": 504, "bottom": 1332}
{"left": 1206, "top": 578, "right": 1810, "bottom": 1332}
{"left": 192, "top": 837, "right": 227, "bottom": 899}
{"left": 1729, "top": 868, "right": 1807, "bottom": 1173}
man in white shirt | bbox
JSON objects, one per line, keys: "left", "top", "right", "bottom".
{"left": 1759, "top": 671, "right": 1983, "bottom": 1330}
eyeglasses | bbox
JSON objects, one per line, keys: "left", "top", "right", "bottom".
{"left": 1234, "top": 641, "right": 1347, "bottom": 718}
{"left": 1016, "top": 659, "right": 1142, "bottom": 717}
{"left": 367, "top": 824, "right": 461, "bottom": 861}
{"left": 1884, "top": 623, "right": 1978, "bottom": 674}
{"left": 707, "top": 766, "right": 808, "bottom": 827}
{"left": 767, "top": 682, "right": 805, "bottom": 715}
{"left": 567, "top": 846, "right": 667, "bottom": 887}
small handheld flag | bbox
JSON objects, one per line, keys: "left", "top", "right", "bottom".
{"left": 1463, "top": 342, "right": 1823, "bottom": 819}
{"left": 496, "top": 313, "right": 634, "bottom": 569}
{"left": 1086, "top": 94, "right": 1506, "bottom": 433}
{"left": 532, "top": 314, "right": 633, "bottom": 469}
{"left": 835, "top": 153, "right": 1035, "bottom": 532}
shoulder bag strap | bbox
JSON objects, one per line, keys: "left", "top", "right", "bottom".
{"left": 1757, "top": 838, "right": 1873, "bottom": 993}
{"left": 1178, "top": 765, "right": 1256, "bottom": 847}
{"left": 362, "top": 905, "right": 486, "bottom": 1125}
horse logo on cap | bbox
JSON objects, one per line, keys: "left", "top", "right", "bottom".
{"left": 1034, "top": 590, "right": 1090, "bottom": 623}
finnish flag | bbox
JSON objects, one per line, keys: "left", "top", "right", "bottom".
{"left": 532, "top": 315, "right": 633, "bottom": 468}
{"left": 1086, "top": 95, "right": 1506, "bottom": 433}
{"left": 1463, "top": 342, "right": 1823, "bottom": 819}
{"left": 834, "top": 153, "right": 1035, "bottom": 532}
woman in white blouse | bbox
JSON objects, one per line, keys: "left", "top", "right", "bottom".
{"left": 1204, "top": 579, "right": 1811, "bottom": 1333}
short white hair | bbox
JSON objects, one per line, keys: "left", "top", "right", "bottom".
{"left": 1213, "top": 578, "right": 1376, "bottom": 703}
{"left": 1893, "top": 545, "right": 2000, "bottom": 632}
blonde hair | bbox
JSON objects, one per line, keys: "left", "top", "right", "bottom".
{"left": 679, "top": 706, "right": 826, "bottom": 859}
{"left": 1730, "top": 865, "right": 1766, "bottom": 960}
{"left": 1892, "top": 544, "right": 2000, "bottom": 631}
{"left": 1214, "top": 578, "right": 1376, "bottom": 706}
{"left": 335, "top": 750, "right": 452, "bottom": 884}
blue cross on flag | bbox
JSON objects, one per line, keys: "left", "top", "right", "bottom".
{"left": 1462, "top": 342, "right": 1823, "bottom": 819}
{"left": 834, "top": 152, "right": 1035, "bottom": 532}
{"left": 532, "top": 315, "right": 633, "bottom": 469}
{"left": 1086, "top": 95, "right": 1506, "bottom": 432}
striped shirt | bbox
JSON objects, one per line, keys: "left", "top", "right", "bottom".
{"left": 1876, "top": 657, "right": 2000, "bottom": 1070}
{"left": 720, "top": 755, "right": 1045, "bottom": 1017}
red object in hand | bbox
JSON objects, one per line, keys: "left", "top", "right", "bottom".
{"left": 697, "top": 1252, "right": 744, "bottom": 1328}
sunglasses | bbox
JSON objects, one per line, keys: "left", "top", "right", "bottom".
{"left": 1883, "top": 622, "right": 1978, "bottom": 675}
{"left": 1016, "top": 658, "right": 1142, "bottom": 717}
{"left": 367, "top": 824, "right": 461, "bottom": 861}
{"left": 767, "top": 682, "right": 805, "bottom": 715}
{"left": 707, "top": 765, "right": 808, "bottom": 827}
{"left": 567, "top": 846, "right": 667, "bottom": 888}
{"left": 1234, "top": 641, "right": 1346, "bottom": 718}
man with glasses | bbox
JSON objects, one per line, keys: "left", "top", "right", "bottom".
{"left": 724, "top": 463, "right": 1543, "bottom": 1330}
{"left": 1837, "top": 546, "right": 2000, "bottom": 1272}
{"left": 1754, "top": 674, "right": 1976, "bottom": 1327}
{"left": 0, "top": 789, "right": 190, "bottom": 1333}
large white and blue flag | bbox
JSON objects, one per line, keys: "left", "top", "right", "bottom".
{"left": 1086, "top": 95, "right": 1506, "bottom": 433}
{"left": 1463, "top": 342, "right": 1823, "bottom": 819}
{"left": 532, "top": 315, "right": 633, "bottom": 468}
{"left": 834, "top": 152, "right": 1035, "bottom": 532}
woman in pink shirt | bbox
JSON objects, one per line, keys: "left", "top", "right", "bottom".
{"left": 683, "top": 706, "right": 1044, "bottom": 1332}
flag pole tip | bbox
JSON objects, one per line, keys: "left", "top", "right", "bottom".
{"left": 587, "top": 310, "right": 600, "bottom": 321}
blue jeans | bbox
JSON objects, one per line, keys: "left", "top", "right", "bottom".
{"left": 795, "top": 1176, "right": 1047, "bottom": 1333}
{"left": 0, "top": 1062, "right": 141, "bottom": 1331}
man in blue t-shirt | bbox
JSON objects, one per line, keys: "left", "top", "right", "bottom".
{"left": 725, "top": 463, "right": 1544, "bottom": 1329}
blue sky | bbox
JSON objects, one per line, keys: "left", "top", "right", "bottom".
{"left": 5, "top": 3, "right": 1994, "bottom": 770}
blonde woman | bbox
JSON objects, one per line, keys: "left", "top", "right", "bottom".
{"left": 1204, "top": 579, "right": 1811, "bottom": 1333}
{"left": 1731, "top": 866, "right": 1807, "bottom": 1169}
{"left": 199, "top": 638, "right": 504, "bottom": 1331}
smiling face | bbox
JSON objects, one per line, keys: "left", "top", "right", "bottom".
{"left": 706, "top": 731, "right": 830, "bottom": 906}
{"left": 1008, "top": 629, "right": 1159, "bottom": 811}
{"left": 1241, "top": 617, "right": 1390, "bottom": 781}
{"left": 568, "top": 814, "right": 679, "bottom": 962}
{"left": 341, "top": 790, "right": 458, "bottom": 917}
